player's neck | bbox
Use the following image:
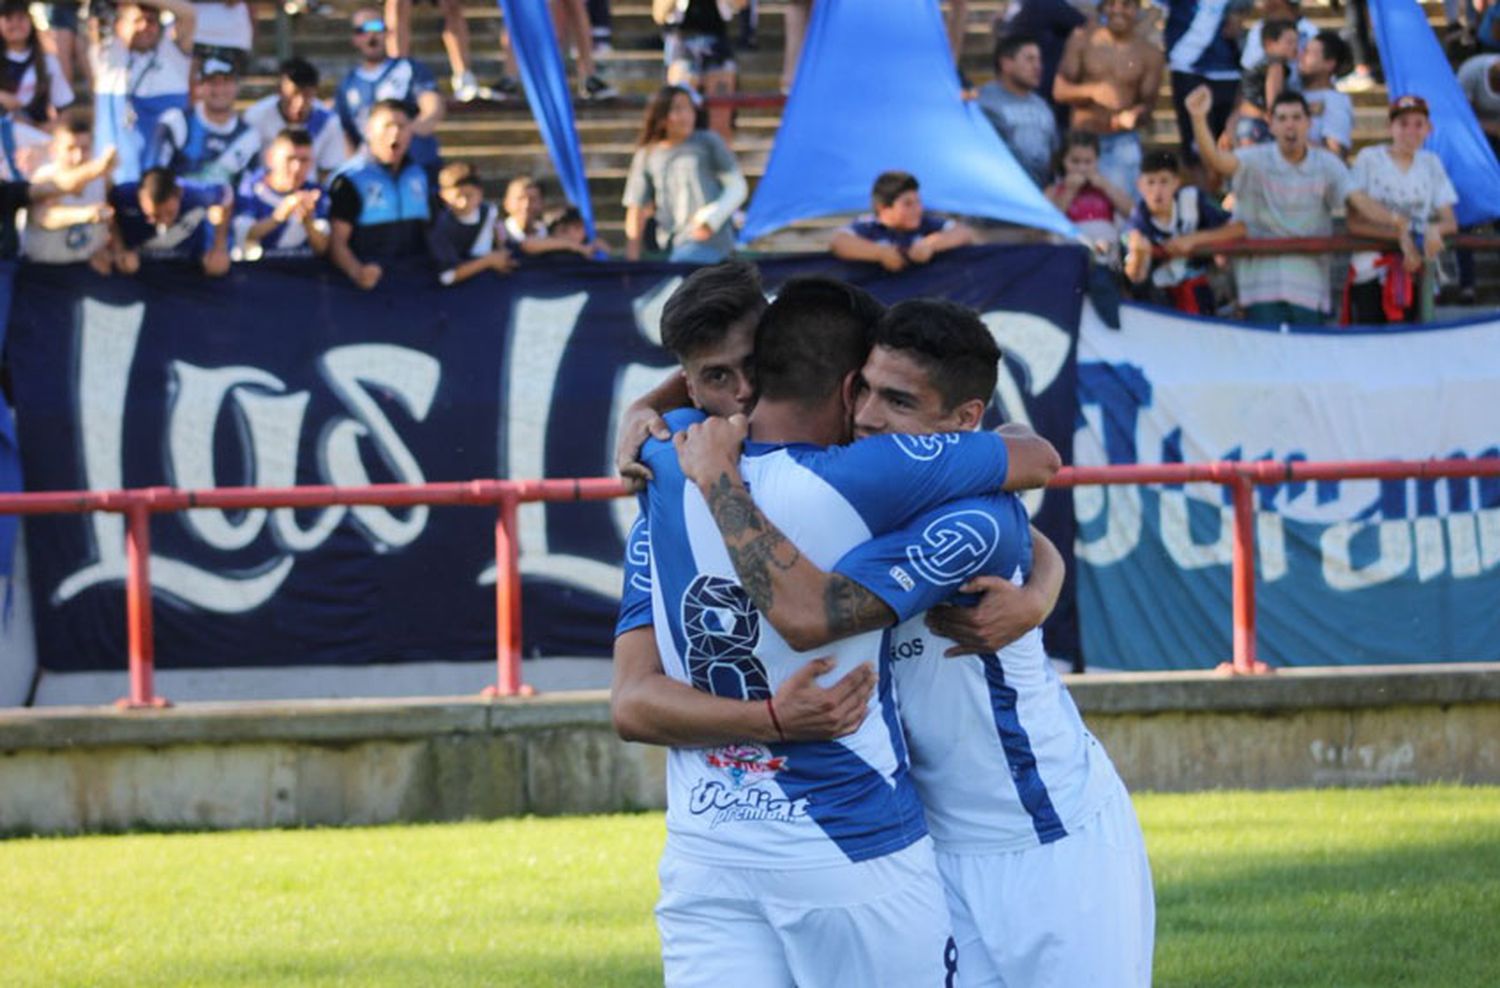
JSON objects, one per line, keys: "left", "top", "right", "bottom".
{"left": 748, "top": 399, "right": 847, "bottom": 447}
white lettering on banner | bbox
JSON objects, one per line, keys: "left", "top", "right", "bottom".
{"left": 55, "top": 300, "right": 440, "bottom": 613}
{"left": 607, "top": 277, "right": 682, "bottom": 541}
{"left": 1073, "top": 404, "right": 1141, "bottom": 566}
{"left": 981, "top": 310, "right": 1072, "bottom": 517}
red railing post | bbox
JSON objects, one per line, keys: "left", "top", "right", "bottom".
{"left": 482, "top": 488, "right": 531, "bottom": 698}
{"left": 117, "top": 502, "right": 169, "bottom": 708}
{"left": 1222, "top": 475, "right": 1270, "bottom": 675}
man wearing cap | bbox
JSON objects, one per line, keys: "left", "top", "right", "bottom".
{"left": 244, "top": 57, "right": 347, "bottom": 179}
{"left": 334, "top": 8, "right": 443, "bottom": 174}
{"left": 91, "top": 0, "right": 197, "bottom": 182}
{"left": 326, "top": 98, "right": 433, "bottom": 290}
{"left": 150, "top": 53, "right": 260, "bottom": 187}
{"left": 1187, "top": 84, "right": 1418, "bottom": 325}
{"left": 1344, "top": 95, "right": 1459, "bottom": 323}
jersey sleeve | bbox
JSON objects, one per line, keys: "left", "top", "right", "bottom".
{"left": 832, "top": 494, "right": 1031, "bottom": 622}
{"left": 614, "top": 513, "right": 654, "bottom": 636}
{"left": 638, "top": 407, "right": 708, "bottom": 480}
{"left": 806, "top": 431, "right": 1011, "bottom": 535}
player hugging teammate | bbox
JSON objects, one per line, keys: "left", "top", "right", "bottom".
{"left": 612, "top": 263, "right": 1154, "bottom": 988}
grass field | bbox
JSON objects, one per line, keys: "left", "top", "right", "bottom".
{"left": 4, "top": 786, "right": 1499, "bottom": 987}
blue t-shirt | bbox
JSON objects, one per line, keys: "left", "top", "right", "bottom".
{"left": 844, "top": 213, "right": 951, "bottom": 251}
{"left": 232, "top": 170, "right": 329, "bottom": 258}
{"left": 1161, "top": 0, "right": 1245, "bottom": 79}
{"left": 634, "top": 408, "right": 1012, "bottom": 868}
{"left": 334, "top": 59, "right": 440, "bottom": 168}
{"left": 110, "top": 179, "right": 227, "bottom": 258}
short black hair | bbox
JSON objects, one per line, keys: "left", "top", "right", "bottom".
{"left": 661, "top": 261, "right": 767, "bottom": 361}
{"left": 370, "top": 97, "right": 413, "bottom": 120}
{"left": 871, "top": 171, "right": 919, "bottom": 211}
{"left": 1271, "top": 89, "right": 1310, "bottom": 116}
{"left": 1141, "top": 149, "right": 1180, "bottom": 176}
{"left": 1308, "top": 30, "right": 1349, "bottom": 76}
{"left": 546, "top": 206, "right": 584, "bottom": 232}
{"left": 139, "top": 167, "right": 181, "bottom": 204}
{"left": 994, "top": 33, "right": 1040, "bottom": 69}
{"left": 57, "top": 106, "right": 92, "bottom": 137}
{"left": 754, "top": 277, "right": 884, "bottom": 404}
{"left": 274, "top": 126, "right": 314, "bottom": 149}
{"left": 280, "top": 56, "right": 320, "bottom": 89}
{"left": 872, "top": 299, "right": 1000, "bottom": 411}
{"left": 1261, "top": 18, "right": 1297, "bottom": 45}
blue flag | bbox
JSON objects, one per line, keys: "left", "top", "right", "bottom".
{"left": 741, "top": 0, "right": 1074, "bottom": 241}
{"left": 0, "top": 261, "right": 18, "bottom": 586}
{"left": 1371, "top": 0, "right": 1500, "bottom": 226}
{"left": 497, "top": 0, "right": 596, "bottom": 236}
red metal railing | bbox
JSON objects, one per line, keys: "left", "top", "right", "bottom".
{"left": 2, "top": 457, "right": 1497, "bottom": 707}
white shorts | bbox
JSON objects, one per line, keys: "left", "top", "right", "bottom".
{"left": 936, "top": 784, "right": 1155, "bottom": 988}
{"left": 656, "top": 840, "right": 958, "bottom": 988}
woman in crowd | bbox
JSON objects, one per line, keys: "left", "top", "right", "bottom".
{"left": 1344, "top": 95, "right": 1460, "bottom": 324}
{"left": 622, "top": 85, "right": 746, "bottom": 263}
{"left": 0, "top": 0, "right": 73, "bottom": 128}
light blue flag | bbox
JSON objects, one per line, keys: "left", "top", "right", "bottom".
{"left": 741, "top": 0, "right": 1074, "bottom": 242}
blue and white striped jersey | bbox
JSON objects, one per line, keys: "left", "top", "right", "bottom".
{"left": 638, "top": 409, "right": 1013, "bottom": 868}
{"left": 835, "top": 495, "right": 1124, "bottom": 854}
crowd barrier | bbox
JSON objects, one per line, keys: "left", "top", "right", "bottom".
{"left": 1, "top": 457, "right": 1497, "bottom": 708}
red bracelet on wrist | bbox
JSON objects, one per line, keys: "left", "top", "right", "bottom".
{"left": 765, "top": 697, "right": 786, "bottom": 741}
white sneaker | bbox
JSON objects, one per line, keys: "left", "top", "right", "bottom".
{"left": 453, "top": 72, "right": 482, "bottom": 103}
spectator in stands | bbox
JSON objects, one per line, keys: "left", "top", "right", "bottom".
{"left": 554, "top": 0, "right": 618, "bottom": 100}
{"left": 623, "top": 85, "right": 746, "bottom": 262}
{"left": 1344, "top": 96, "right": 1459, "bottom": 324}
{"left": 109, "top": 166, "right": 231, "bottom": 276}
{"left": 191, "top": 1, "right": 253, "bottom": 76}
{"left": 545, "top": 206, "right": 606, "bottom": 258}
{"left": 1231, "top": 18, "right": 1298, "bottom": 146}
{"left": 1342, "top": 0, "right": 1382, "bottom": 91}
{"left": 1160, "top": 0, "right": 1243, "bottom": 178}
{"left": 0, "top": 0, "right": 73, "bottom": 127}
{"left": 151, "top": 55, "right": 260, "bottom": 187}
{"left": 335, "top": 9, "right": 443, "bottom": 175}
{"left": 1046, "top": 131, "right": 1134, "bottom": 262}
{"left": 829, "top": 170, "right": 977, "bottom": 272}
{"left": 999, "top": 0, "right": 1086, "bottom": 129}
{"left": 589, "top": 0, "right": 614, "bottom": 53}
{"left": 655, "top": 0, "right": 743, "bottom": 140}
{"left": 978, "top": 33, "right": 1059, "bottom": 188}
{"left": 244, "top": 58, "right": 347, "bottom": 179}
{"left": 1053, "top": 0, "right": 1165, "bottom": 195}
{"left": 780, "top": 0, "right": 811, "bottom": 94}
{"left": 232, "top": 127, "right": 329, "bottom": 260}
{"left": 92, "top": 0, "right": 197, "bottom": 182}
{"left": 1187, "top": 86, "right": 1416, "bottom": 324}
{"left": 1123, "top": 148, "right": 1246, "bottom": 313}
{"left": 0, "top": 102, "right": 50, "bottom": 180}
{"left": 41, "top": 2, "right": 85, "bottom": 92}
{"left": 327, "top": 98, "right": 432, "bottom": 290}
{"left": 0, "top": 139, "right": 113, "bottom": 257}
{"left": 1457, "top": 52, "right": 1500, "bottom": 302}
{"left": 1239, "top": 0, "right": 1317, "bottom": 73}
{"left": 384, "top": 0, "right": 485, "bottom": 102}
{"left": 503, "top": 174, "right": 601, "bottom": 257}
{"left": 427, "top": 161, "right": 515, "bottom": 285}
{"left": 1300, "top": 31, "right": 1353, "bottom": 160}
{"left": 23, "top": 111, "right": 112, "bottom": 271}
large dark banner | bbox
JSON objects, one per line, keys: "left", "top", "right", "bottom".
{"left": 7, "top": 245, "right": 1086, "bottom": 672}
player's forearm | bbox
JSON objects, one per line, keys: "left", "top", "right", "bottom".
{"left": 150, "top": 0, "right": 197, "bottom": 49}
{"left": 304, "top": 220, "right": 331, "bottom": 255}
{"left": 34, "top": 204, "right": 101, "bottom": 229}
{"left": 829, "top": 231, "right": 891, "bottom": 263}
{"left": 931, "top": 223, "right": 976, "bottom": 252}
{"left": 412, "top": 93, "right": 444, "bottom": 135}
{"left": 611, "top": 629, "right": 774, "bottom": 746}
{"left": 327, "top": 225, "right": 364, "bottom": 280}
{"left": 997, "top": 424, "right": 1062, "bottom": 490}
{"left": 697, "top": 468, "right": 892, "bottom": 651}
{"left": 1190, "top": 114, "right": 1236, "bottom": 178}
{"left": 1025, "top": 526, "right": 1065, "bottom": 622}
{"left": 445, "top": 255, "right": 496, "bottom": 285}
{"left": 245, "top": 216, "right": 281, "bottom": 244}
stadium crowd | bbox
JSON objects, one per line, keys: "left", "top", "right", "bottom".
{"left": 0, "top": 0, "right": 1490, "bottom": 322}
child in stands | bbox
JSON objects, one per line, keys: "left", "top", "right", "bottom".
{"left": 1046, "top": 130, "right": 1134, "bottom": 264}
{"left": 1123, "top": 150, "right": 1246, "bottom": 314}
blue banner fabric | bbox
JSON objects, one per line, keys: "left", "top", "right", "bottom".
{"left": 740, "top": 0, "right": 1074, "bottom": 242}
{"left": 1076, "top": 302, "right": 1500, "bottom": 669}
{"left": 6, "top": 246, "right": 1086, "bottom": 672}
{"left": 496, "top": 0, "right": 596, "bottom": 236}
{"left": 1370, "top": 0, "right": 1500, "bottom": 227}
{"left": 0, "top": 260, "right": 18, "bottom": 582}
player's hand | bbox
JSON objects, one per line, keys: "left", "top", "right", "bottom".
{"left": 115, "top": 248, "right": 140, "bottom": 275}
{"left": 1113, "top": 106, "right": 1142, "bottom": 130}
{"left": 770, "top": 657, "right": 875, "bottom": 740}
{"left": 690, "top": 222, "right": 715, "bottom": 242}
{"left": 674, "top": 413, "right": 749, "bottom": 489}
{"left": 925, "top": 575, "right": 1048, "bottom": 657}
{"left": 907, "top": 237, "right": 936, "bottom": 265}
{"left": 1163, "top": 234, "right": 1197, "bottom": 258}
{"left": 878, "top": 244, "right": 907, "bottom": 272}
{"left": 273, "top": 195, "right": 301, "bottom": 222}
{"left": 1185, "top": 85, "right": 1212, "bottom": 120}
{"left": 488, "top": 249, "right": 517, "bottom": 273}
{"left": 354, "top": 262, "right": 383, "bottom": 290}
{"left": 202, "top": 246, "right": 231, "bottom": 277}
{"left": 1423, "top": 230, "right": 1445, "bottom": 262}
{"left": 615, "top": 398, "right": 673, "bottom": 490}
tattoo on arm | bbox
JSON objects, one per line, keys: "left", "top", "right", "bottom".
{"left": 706, "top": 471, "right": 802, "bottom": 615}
{"left": 823, "top": 576, "right": 895, "bottom": 640}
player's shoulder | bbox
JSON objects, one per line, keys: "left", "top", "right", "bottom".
{"left": 640, "top": 408, "right": 707, "bottom": 471}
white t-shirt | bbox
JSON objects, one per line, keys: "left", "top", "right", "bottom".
{"left": 1458, "top": 55, "right": 1500, "bottom": 125}
{"left": 192, "top": 1, "right": 254, "bottom": 51}
{"left": 1304, "top": 87, "right": 1353, "bottom": 154}
{"left": 22, "top": 164, "right": 108, "bottom": 263}
{"left": 4, "top": 50, "right": 74, "bottom": 118}
{"left": 242, "top": 94, "right": 347, "bottom": 175}
{"left": 1349, "top": 144, "right": 1458, "bottom": 283}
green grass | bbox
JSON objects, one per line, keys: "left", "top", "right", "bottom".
{"left": 3, "top": 787, "right": 1498, "bottom": 987}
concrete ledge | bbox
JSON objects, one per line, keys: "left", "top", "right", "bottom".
{"left": 2, "top": 666, "right": 1497, "bottom": 834}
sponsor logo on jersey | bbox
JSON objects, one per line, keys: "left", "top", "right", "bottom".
{"left": 705, "top": 743, "right": 788, "bottom": 787}
{"left": 688, "top": 780, "right": 810, "bottom": 828}
{"left": 891, "top": 636, "right": 925, "bottom": 661}
{"left": 906, "top": 509, "right": 1000, "bottom": 585}
{"left": 888, "top": 565, "right": 914, "bottom": 591}
{"left": 892, "top": 432, "right": 961, "bottom": 462}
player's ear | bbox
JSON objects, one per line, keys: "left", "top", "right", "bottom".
{"left": 952, "top": 398, "right": 986, "bottom": 431}
{"left": 840, "top": 370, "right": 859, "bottom": 413}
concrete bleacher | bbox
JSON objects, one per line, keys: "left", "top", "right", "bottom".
{"left": 244, "top": 1, "right": 1494, "bottom": 280}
